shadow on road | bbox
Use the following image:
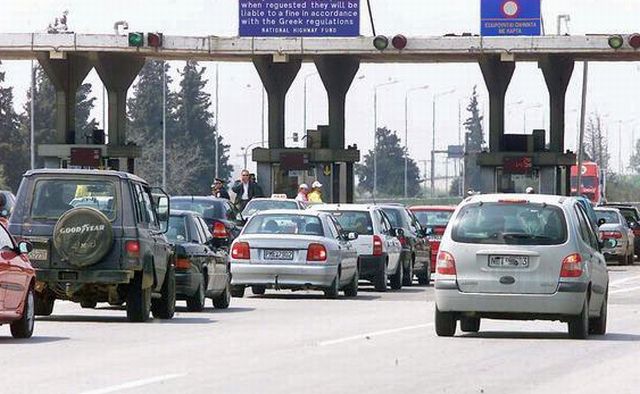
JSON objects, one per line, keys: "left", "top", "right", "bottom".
{"left": 175, "top": 306, "right": 256, "bottom": 314}
{"left": 459, "top": 331, "right": 640, "bottom": 341}
{"left": 250, "top": 293, "right": 381, "bottom": 301}
{"left": 37, "top": 315, "right": 215, "bottom": 324}
{"left": 0, "top": 336, "right": 69, "bottom": 344}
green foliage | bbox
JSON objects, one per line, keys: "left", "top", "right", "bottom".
{"left": 0, "top": 165, "right": 8, "bottom": 190}
{"left": 584, "top": 113, "right": 610, "bottom": 172}
{"left": 463, "top": 86, "right": 484, "bottom": 192}
{"left": 605, "top": 173, "right": 640, "bottom": 202}
{"left": 0, "top": 61, "right": 28, "bottom": 191}
{"left": 355, "top": 127, "right": 422, "bottom": 197}
{"left": 628, "top": 139, "right": 640, "bottom": 174}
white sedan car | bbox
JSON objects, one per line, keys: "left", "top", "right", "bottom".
{"left": 229, "top": 210, "right": 359, "bottom": 299}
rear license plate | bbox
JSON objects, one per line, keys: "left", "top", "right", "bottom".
{"left": 28, "top": 249, "right": 48, "bottom": 261}
{"left": 264, "top": 250, "right": 294, "bottom": 260}
{"left": 489, "top": 255, "right": 529, "bottom": 268}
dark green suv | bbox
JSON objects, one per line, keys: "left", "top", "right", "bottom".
{"left": 8, "top": 169, "right": 175, "bottom": 322}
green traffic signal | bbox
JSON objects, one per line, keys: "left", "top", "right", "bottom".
{"left": 373, "top": 35, "right": 389, "bottom": 51}
{"left": 608, "top": 35, "right": 624, "bottom": 49}
{"left": 128, "top": 32, "right": 144, "bottom": 47}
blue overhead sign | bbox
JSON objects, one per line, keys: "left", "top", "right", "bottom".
{"left": 480, "top": 0, "right": 542, "bottom": 36}
{"left": 239, "top": 0, "right": 360, "bottom": 37}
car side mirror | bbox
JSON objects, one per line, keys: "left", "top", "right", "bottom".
{"left": 597, "top": 218, "right": 606, "bottom": 227}
{"left": 18, "top": 241, "right": 33, "bottom": 255}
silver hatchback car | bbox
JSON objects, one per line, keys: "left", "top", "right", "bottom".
{"left": 434, "top": 194, "right": 609, "bottom": 339}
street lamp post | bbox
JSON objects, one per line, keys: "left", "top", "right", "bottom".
{"left": 404, "top": 85, "right": 429, "bottom": 198}
{"left": 162, "top": 60, "right": 167, "bottom": 190}
{"left": 214, "top": 63, "right": 220, "bottom": 179}
{"left": 431, "top": 89, "right": 456, "bottom": 196}
{"left": 373, "top": 79, "right": 398, "bottom": 199}
{"left": 240, "top": 140, "right": 267, "bottom": 171}
{"left": 303, "top": 72, "right": 318, "bottom": 139}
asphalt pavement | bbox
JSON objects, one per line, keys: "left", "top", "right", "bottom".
{"left": 3, "top": 264, "right": 640, "bottom": 394}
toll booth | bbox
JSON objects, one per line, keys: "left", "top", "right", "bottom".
{"left": 253, "top": 126, "right": 360, "bottom": 202}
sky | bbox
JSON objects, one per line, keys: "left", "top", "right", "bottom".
{"left": 1, "top": 0, "right": 640, "bottom": 179}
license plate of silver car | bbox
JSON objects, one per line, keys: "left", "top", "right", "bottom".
{"left": 264, "top": 249, "right": 294, "bottom": 260}
{"left": 489, "top": 255, "right": 529, "bottom": 268}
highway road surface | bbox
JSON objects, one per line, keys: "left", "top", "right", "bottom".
{"left": 3, "top": 265, "right": 640, "bottom": 394}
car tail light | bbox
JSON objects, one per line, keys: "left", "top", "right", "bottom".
{"left": 436, "top": 251, "right": 456, "bottom": 275}
{"left": 231, "top": 242, "right": 251, "bottom": 260}
{"left": 560, "top": 253, "right": 583, "bottom": 278}
{"left": 125, "top": 240, "right": 140, "bottom": 258}
{"left": 601, "top": 231, "right": 623, "bottom": 239}
{"left": 373, "top": 235, "right": 383, "bottom": 256}
{"left": 307, "top": 243, "right": 327, "bottom": 262}
{"left": 212, "top": 222, "right": 228, "bottom": 239}
{"left": 175, "top": 258, "right": 191, "bottom": 269}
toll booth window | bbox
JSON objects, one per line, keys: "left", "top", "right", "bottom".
{"left": 31, "top": 180, "right": 117, "bottom": 220}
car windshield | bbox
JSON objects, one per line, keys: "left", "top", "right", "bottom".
{"left": 244, "top": 214, "right": 324, "bottom": 236}
{"left": 413, "top": 210, "right": 453, "bottom": 228}
{"left": 171, "top": 199, "right": 225, "bottom": 220}
{"left": 451, "top": 202, "right": 567, "bottom": 245}
{"left": 30, "top": 179, "right": 117, "bottom": 220}
{"left": 380, "top": 208, "right": 407, "bottom": 228}
{"left": 324, "top": 211, "right": 373, "bottom": 235}
{"left": 166, "top": 216, "right": 188, "bottom": 242}
{"left": 242, "top": 200, "right": 298, "bottom": 217}
{"left": 595, "top": 210, "right": 619, "bottom": 224}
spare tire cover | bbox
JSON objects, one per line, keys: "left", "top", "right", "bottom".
{"left": 53, "top": 207, "right": 114, "bottom": 268}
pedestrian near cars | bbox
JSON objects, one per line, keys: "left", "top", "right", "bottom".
{"left": 232, "top": 169, "right": 264, "bottom": 211}
{"left": 307, "top": 181, "right": 323, "bottom": 203}
{"left": 211, "top": 178, "right": 230, "bottom": 200}
{"left": 295, "top": 184, "right": 309, "bottom": 202}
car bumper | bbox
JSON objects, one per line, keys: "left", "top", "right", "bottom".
{"left": 358, "top": 255, "right": 386, "bottom": 277}
{"left": 435, "top": 279, "right": 585, "bottom": 316}
{"left": 602, "top": 245, "right": 627, "bottom": 259}
{"left": 35, "top": 269, "right": 134, "bottom": 284}
{"left": 230, "top": 263, "right": 337, "bottom": 288}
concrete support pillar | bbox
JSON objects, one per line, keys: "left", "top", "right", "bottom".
{"left": 539, "top": 55, "right": 574, "bottom": 153}
{"left": 93, "top": 53, "right": 145, "bottom": 146}
{"left": 314, "top": 55, "right": 360, "bottom": 150}
{"left": 479, "top": 56, "right": 516, "bottom": 152}
{"left": 37, "top": 53, "right": 93, "bottom": 144}
{"left": 253, "top": 56, "right": 301, "bottom": 148}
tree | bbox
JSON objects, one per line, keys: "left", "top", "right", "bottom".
{"left": 355, "top": 127, "right": 422, "bottom": 197}
{"left": 463, "top": 86, "right": 485, "bottom": 192}
{"left": 629, "top": 139, "right": 640, "bottom": 174}
{"left": 0, "top": 165, "right": 8, "bottom": 190}
{"left": 584, "top": 113, "right": 610, "bottom": 172}
{"left": 0, "top": 61, "right": 28, "bottom": 191}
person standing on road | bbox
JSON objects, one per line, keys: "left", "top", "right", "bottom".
{"left": 211, "top": 178, "right": 230, "bottom": 200}
{"left": 295, "top": 184, "right": 309, "bottom": 202}
{"left": 307, "top": 181, "right": 324, "bottom": 203}
{"left": 232, "top": 169, "right": 263, "bottom": 211}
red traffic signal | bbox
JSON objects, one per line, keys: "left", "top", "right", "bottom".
{"left": 629, "top": 33, "right": 640, "bottom": 49}
{"left": 391, "top": 34, "right": 407, "bottom": 50}
{"left": 147, "top": 33, "right": 163, "bottom": 48}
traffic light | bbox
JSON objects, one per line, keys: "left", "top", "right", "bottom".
{"left": 147, "top": 33, "right": 163, "bottom": 48}
{"left": 607, "top": 34, "right": 640, "bottom": 50}
{"left": 373, "top": 35, "right": 389, "bottom": 51}
{"left": 629, "top": 33, "right": 640, "bottom": 49}
{"left": 128, "top": 32, "right": 144, "bottom": 47}
{"left": 608, "top": 35, "right": 624, "bottom": 49}
{"left": 391, "top": 34, "right": 407, "bottom": 50}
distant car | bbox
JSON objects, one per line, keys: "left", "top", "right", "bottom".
{"left": 0, "top": 222, "right": 36, "bottom": 338}
{"left": 167, "top": 210, "right": 231, "bottom": 311}
{"left": 410, "top": 205, "right": 456, "bottom": 280}
{"left": 241, "top": 197, "right": 306, "bottom": 220}
{"left": 229, "top": 210, "right": 359, "bottom": 299}
{"left": 378, "top": 205, "right": 431, "bottom": 286}
{"left": 171, "top": 196, "right": 244, "bottom": 249}
{"left": 599, "top": 203, "right": 640, "bottom": 257}
{"left": 594, "top": 207, "right": 635, "bottom": 265}
{"left": 435, "top": 194, "right": 609, "bottom": 339}
{"left": 310, "top": 204, "right": 404, "bottom": 291}
{"left": 0, "top": 190, "right": 16, "bottom": 215}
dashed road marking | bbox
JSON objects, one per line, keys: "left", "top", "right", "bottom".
{"left": 318, "top": 323, "right": 433, "bottom": 346}
{"left": 79, "top": 373, "right": 186, "bottom": 394}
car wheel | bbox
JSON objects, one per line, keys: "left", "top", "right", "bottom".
{"left": 10, "top": 287, "right": 35, "bottom": 339}
{"left": 34, "top": 292, "right": 55, "bottom": 316}
{"left": 343, "top": 268, "right": 359, "bottom": 298}
{"left": 251, "top": 285, "right": 266, "bottom": 295}
{"left": 390, "top": 260, "right": 403, "bottom": 290}
{"left": 186, "top": 281, "right": 206, "bottom": 312}
{"left": 126, "top": 272, "right": 151, "bottom": 322}
{"left": 212, "top": 279, "right": 231, "bottom": 309}
{"left": 373, "top": 260, "right": 388, "bottom": 292}
{"left": 152, "top": 265, "right": 177, "bottom": 319}
{"left": 417, "top": 273, "right": 429, "bottom": 286}
{"left": 568, "top": 296, "right": 590, "bottom": 339}
{"left": 80, "top": 300, "right": 97, "bottom": 309}
{"left": 324, "top": 272, "right": 340, "bottom": 299}
{"left": 230, "top": 285, "right": 245, "bottom": 298}
{"left": 460, "top": 317, "right": 481, "bottom": 333}
{"left": 589, "top": 290, "right": 608, "bottom": 335}
{"left": 402, "top": 257, "right": 414, "bottom": 287}
{"left": 435, "top": 306, "right": 456, "bottom": 337}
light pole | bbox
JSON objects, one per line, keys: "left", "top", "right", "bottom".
{"left": 303, "top": 72, "right": 318, "bottom": 138}
{"left": 162, "top": 60, "right": 167, "bottom": 190}
{"left": 214, "top": 63, "right": 220, "bottom": 178}
{"left": 373, "top": 79, "right": 398, "bottom": 199}
{"left": 431, "top": 88, "right": 456, "bottom": 196}
{"left": 240, "top": 140, "right": 267, "bottom": 171}
{"left": 30, "top": 60, "right": 35, "bottom": 170}
{"left": 523, "top": 103, "right": 542, "bottom": 134}
{"left": 404, "top": 85, "right": 429, "bottom": 198}
{"left": 418, "top": 159, "right": 429, "bottom": 197}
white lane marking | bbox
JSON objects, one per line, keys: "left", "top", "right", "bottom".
{"left": 610, "top": 274, "right": 640, "bottom": 287}
{"left": 610, "top": 285, "right": 640, "bottom": 295}
{"left": 318, "top": 323, "right": 433, "bottom": 346}
{"left": 79, "top": 373, "right": 186, "bottom": 394}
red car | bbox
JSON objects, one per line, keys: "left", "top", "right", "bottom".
{"left": 409, "top": 206, "right": 456, "bottom": 273}
{"left": 0, "top": 223, "right": 35, "bottom": 338}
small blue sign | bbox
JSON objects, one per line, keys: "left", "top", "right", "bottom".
{"left": 480, "top": 0, "right": 541, "bottom": 36}
{"left": 239, "top": 0, "right": 360, "bottom": 37}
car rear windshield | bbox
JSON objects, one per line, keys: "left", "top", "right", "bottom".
{"left": 30, "top": 179, "right": 117, "bottom": 220}
{"left": 380, "top": 208, "right": 408, "bottom": 228}
{"left": 595, "top": 210, "right": 620, "bottom": 224}
{"left": 451, "top": 202, "right": 567, "bottom": 245}
{"left": 413, "top": 210, "right": 453, "bottom": 228}
{"left": 325, "top": 211, "right": 373, "bottom": 235}
{"left": 171, "top": 199, "right": 225, "bottom": 220}
{"left": 244, "top": 214, "right": 324, "bottom": 236}
{"left": 167, "top": 216, "right": 188, "bottom": 242}
{"left": 242, "top": 200, "right": 298, "bottom": 216}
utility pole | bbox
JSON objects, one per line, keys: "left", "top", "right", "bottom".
{"left": 431, "top": 89, "right": 455, "bottom": 196}
{"left": 404, "top": 85, "right": 429, "bottom": 198}
{"left": 373, "top": 80, "right": 398, "bottom": 199}
{"left": 30, "top": 60, "right": 35, "bottom": 170}
{"left": 215, "top": 63, "right": 220, "bottom": 178}
{"left": 162, "top": 61, "right": 167, "bottom": 190}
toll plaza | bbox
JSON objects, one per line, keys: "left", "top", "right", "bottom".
{"left": 2, "top": 29, "right": 640, "bottom": 201}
